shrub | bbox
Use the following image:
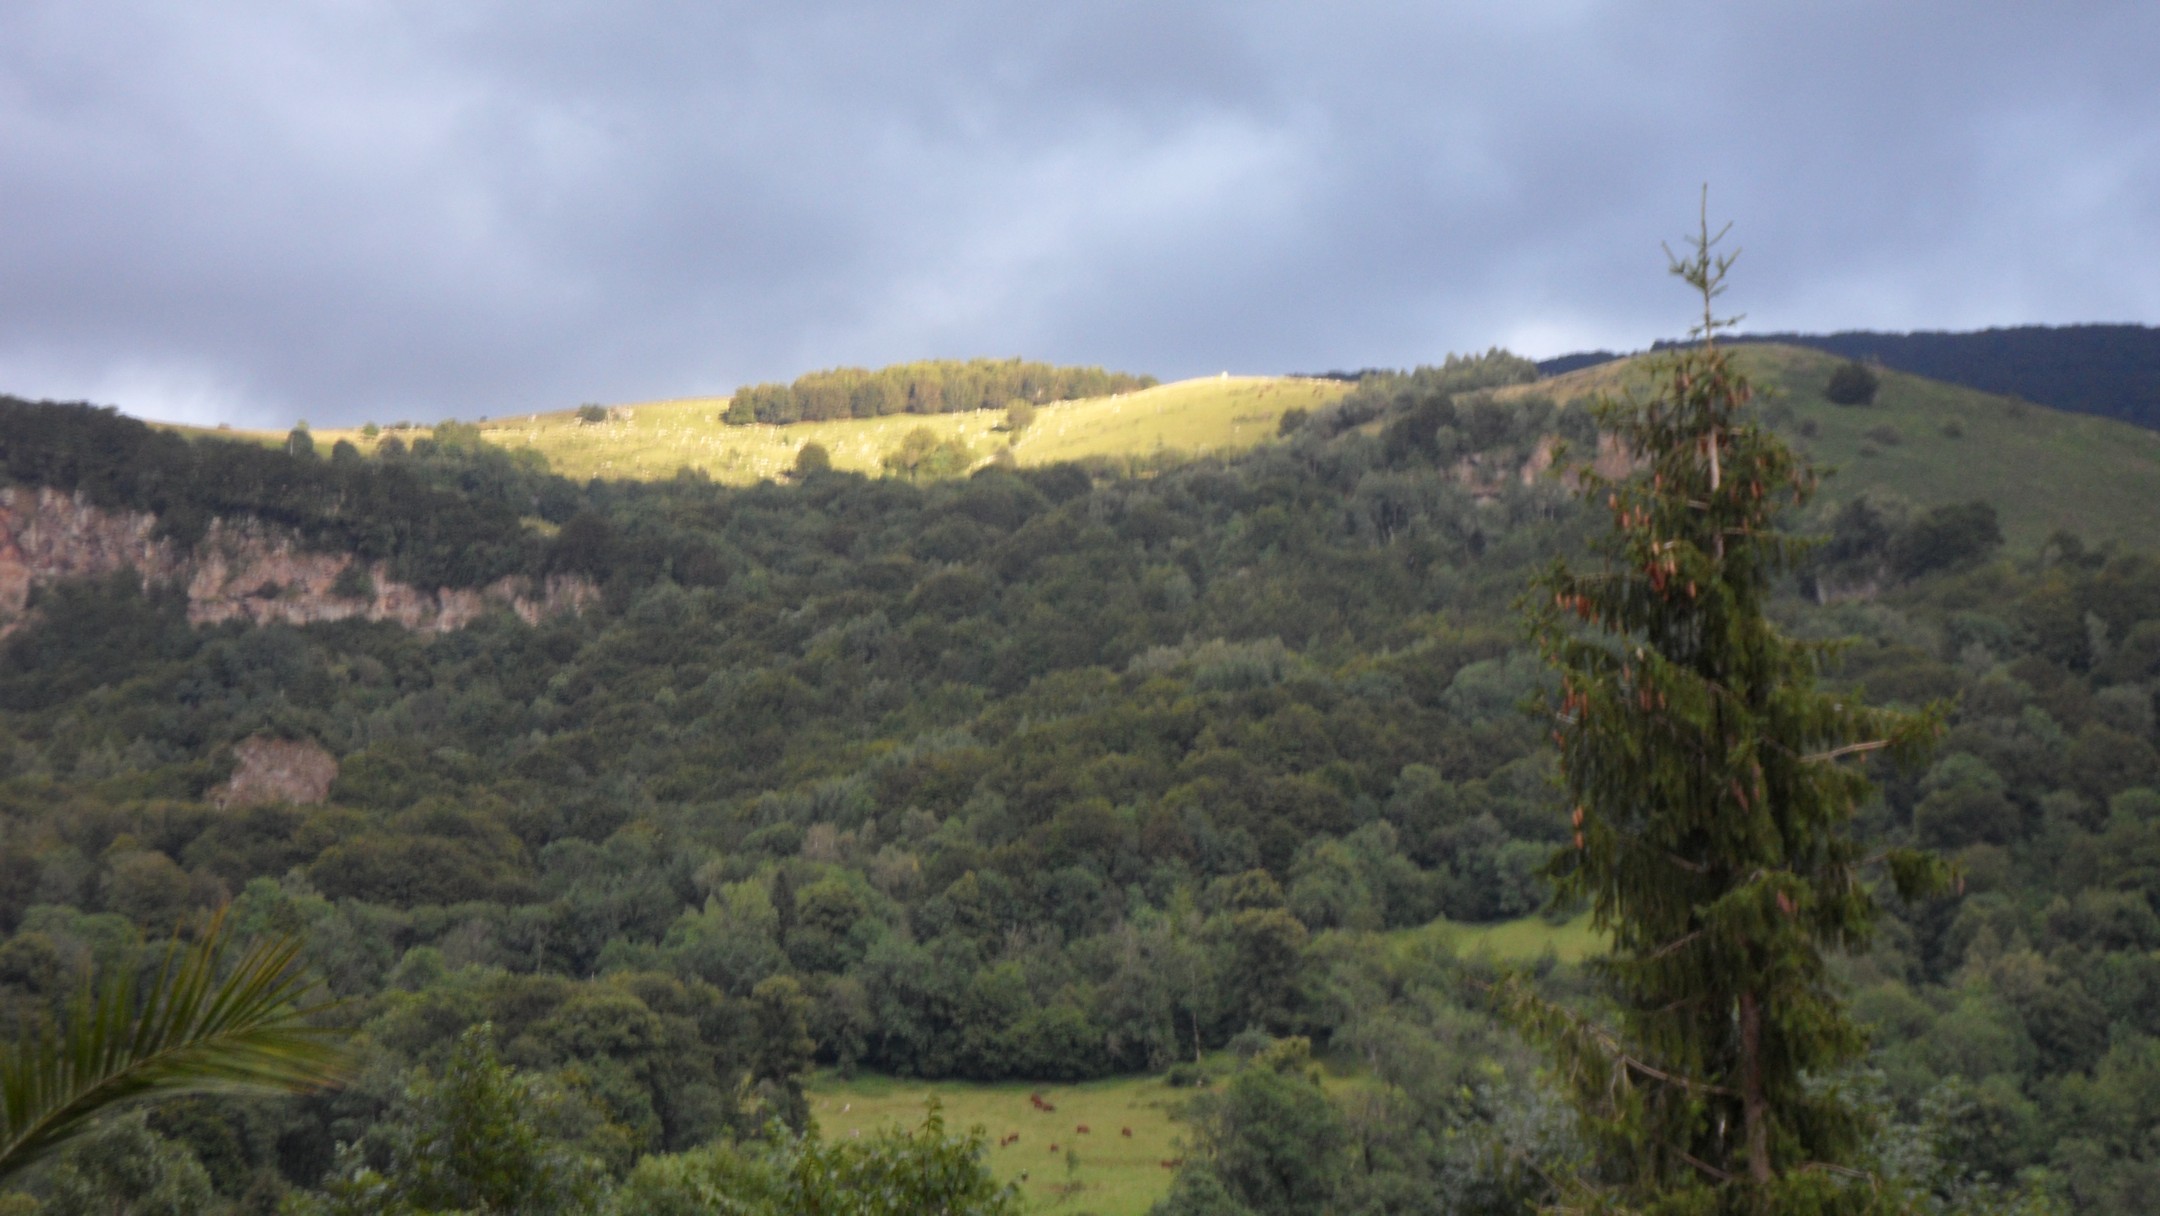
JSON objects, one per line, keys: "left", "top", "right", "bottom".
{"left": 792, "top": 442, "right": 832, "bottom": 479}
{"left": 1825, "top": 360, "right": 1880, "bottom": 405}
{"left": 332, "top": 563, "right": 375, "bottom": 601}
{"left": 1165, "top": 1062, "right": 1214, "bottom": 1088}
{"left": 1890, "top": 501, "right": 2003, "bottom": 578}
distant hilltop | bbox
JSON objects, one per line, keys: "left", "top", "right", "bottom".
{"left": 1539, "top": 323, "right": 2160, "bottom": 430}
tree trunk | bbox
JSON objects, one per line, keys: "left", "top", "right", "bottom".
{"left": 1739, "top": 989, "right": 1771, "bottom": 1185}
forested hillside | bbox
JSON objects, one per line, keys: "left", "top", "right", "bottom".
{"left": 0, "top": 355, "right": 2155, "bottom": 1212}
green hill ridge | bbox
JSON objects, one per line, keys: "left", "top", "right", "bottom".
{"left": 1510, "top": 342, "right": 2160, "bottom": 552}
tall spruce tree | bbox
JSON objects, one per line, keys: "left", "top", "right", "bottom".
{"left": 1509, "top": 199, "right": 1951, "bottom": 1214}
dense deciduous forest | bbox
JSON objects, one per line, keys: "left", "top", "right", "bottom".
{"left": 722, "top": 358, "right": 1156, "bottom": 426}
{"left": 0, "top": 350, "right": 2154, "bottom": 1211}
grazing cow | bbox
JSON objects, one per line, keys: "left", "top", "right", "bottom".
{"left": 1075, "top": 1125, "right": 1090, "bottom": 1135}
{"left": 1120, "top": 1127, "right": 1133, "bottom": 1137}
{"left": 1048, "top": 1143, "right": 1060, "bottom": 1152}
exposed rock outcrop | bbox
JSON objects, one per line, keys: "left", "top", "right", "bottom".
{"left": 213, "top": 736, "right": 338, "bottom": 808}
{"left": 0, "top": 485, "right": 596, "bottom": 637}
{"left": 1453, "top": 433, "right": 1635, "bottom": 502}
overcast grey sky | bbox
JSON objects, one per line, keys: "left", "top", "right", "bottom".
{"left": 1, "top": 2, "right": 2154, "bottom": 428}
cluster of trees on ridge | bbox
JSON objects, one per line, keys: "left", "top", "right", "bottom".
{"left": 721, "top": 358, "right": 1155, "bottom": 425}
{"left": 0, "top": 336, "right": 2152, "bottom": 1209}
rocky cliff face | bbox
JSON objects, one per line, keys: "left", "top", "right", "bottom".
{"left": 213, "top": 736, "right": 339, "bottom": 808}
{"left": 1452, "top": 433, "right": 1635, "bottom": 502}
{"left": 0, "top": 485, "right": 596, "bottom": 637}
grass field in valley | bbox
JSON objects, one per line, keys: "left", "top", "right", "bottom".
{"left": 806, "top": 911, "right": 1599, "bottom": 1216}
{"left": 805, "top": 1069, "right": 1197, "bottom": 1216}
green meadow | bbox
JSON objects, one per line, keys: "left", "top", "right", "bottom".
{"left": 1513, "top": 343, "right": 2160, "bottom": 552}
{"left": 804, "top": 910, "right": 1599, "bottom": 1216}
{"left": 805, "top": 1070, "right": 1196, "bottom": 1216}
{"left": 308, "top": 374, "right": 1353, "bottom": 484}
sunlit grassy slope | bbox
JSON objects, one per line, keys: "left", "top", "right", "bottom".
{"left": 1508, "top": 343, "right": 2160, "bottom": 551}
{"left": 298, "top": 375, "right": 1352, "bottom": 484}
{"left": 184, "top": 343, "right": 2159, "bottom": 552}
{"left": 1005, "top": 375, "right": 1347, "bottom": 467}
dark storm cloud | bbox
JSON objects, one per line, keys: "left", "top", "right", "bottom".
{"left": 0, "top": 1, "right": 2153, "bottom": 426}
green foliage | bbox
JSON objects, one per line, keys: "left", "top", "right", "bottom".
{"left": 1515, "top": 207, "right": 1950, "bottom": 1211}
{"left": 1165, "top": 1043, "right": 1346, "bottom": 1216}
{"left": 0, "top": 396, "right": 553, "bottom": 588}
{"left": 0, "top": 573, "right": 195, "bottom": 712}
{"left": 610, "top": 1100, "right": 1017, "bottom": 1216}
{"left": 880, "top": 427, "right": 975, "bottom": 480}
{"left": 577, "top": 404, "right": 610, "bottom": 425}
{"left": 790, "top": 442, "right": 832, "bottom": 479}
{"left": 296, "top": 1023, "right": 604, "bottom": 1216}
{"left": 330, "top": 563, "right": 374, "bottom": 602}
{"left": 0, "top": 907, "right": 353, "bottom": 1184}
{"left": 38, "top": 1110, "right": 216, "bottom": 1215}
{"left": 725, "top": 358, "right": 1154, "bottom": 425}
{"left": 1825, "top": 361, "right": 1881, "bottom": 406}
{"left": 0, "top": 318, "right": 2157, "bottom": 1209}
{"left": 1890, "top": 502, "right": 2003, "bottom": 579}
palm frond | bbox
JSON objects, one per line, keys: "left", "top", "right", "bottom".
{"left": 0, "top": 906, "right": 355, "bottom": 1183}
